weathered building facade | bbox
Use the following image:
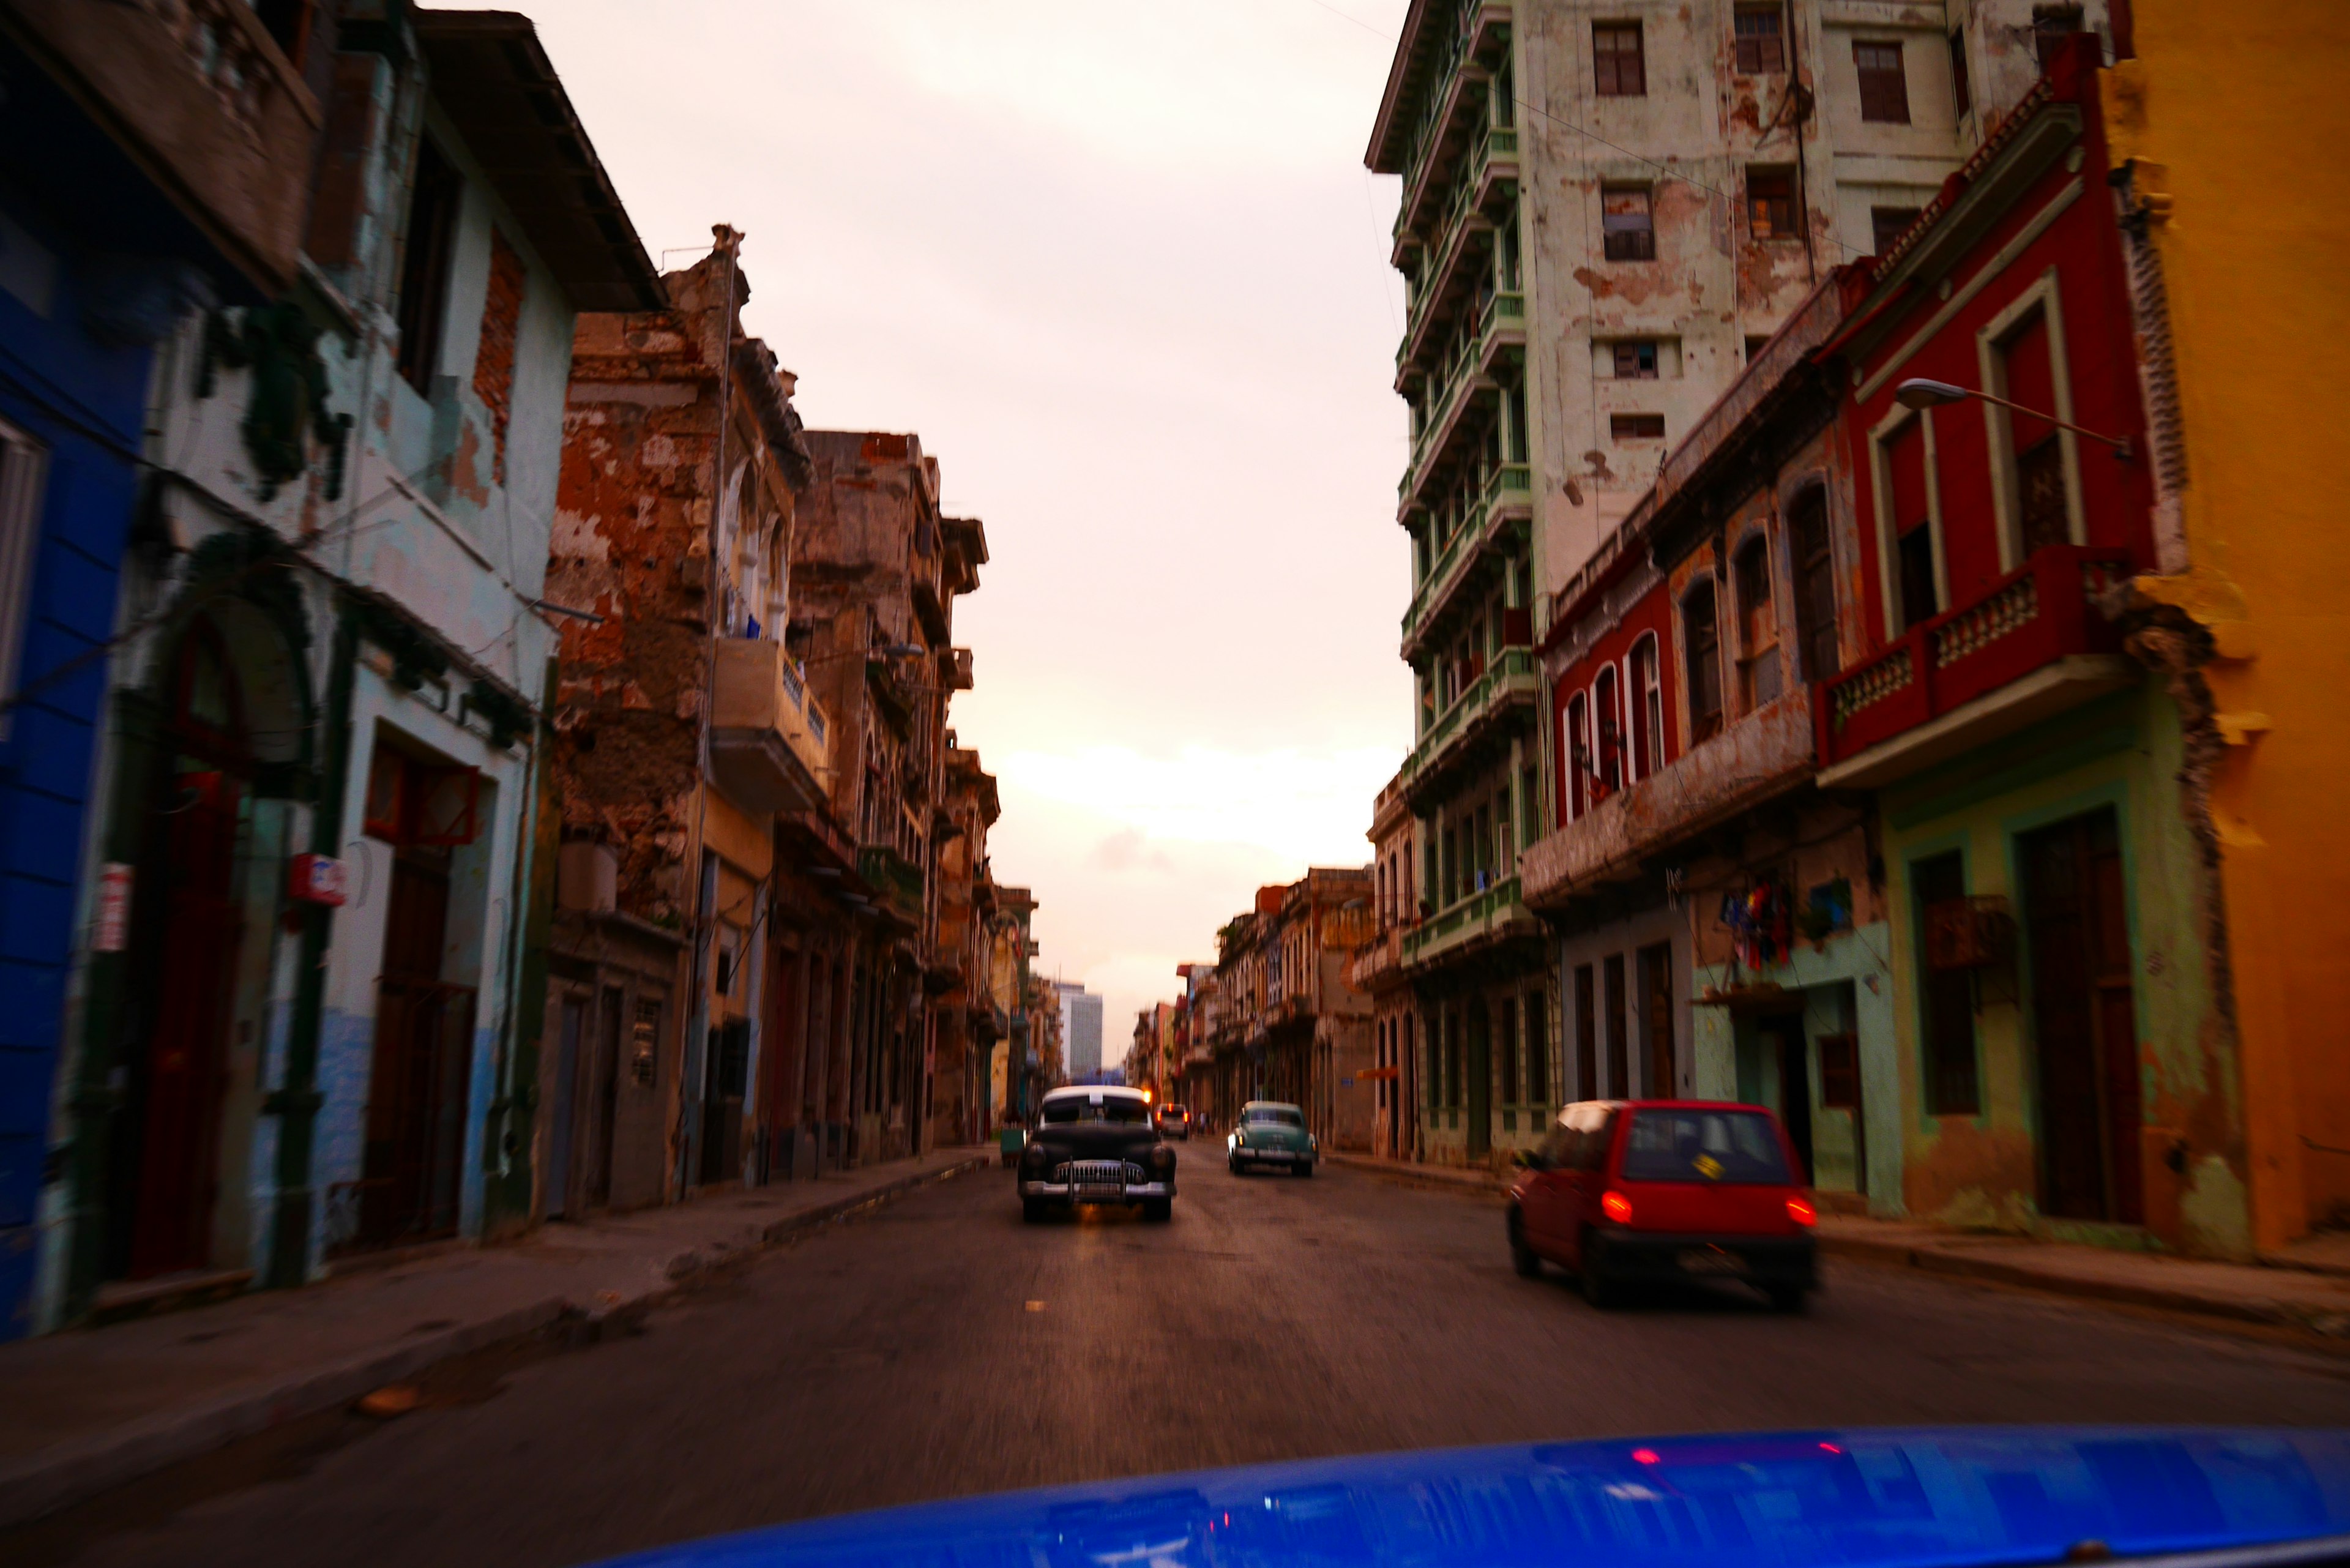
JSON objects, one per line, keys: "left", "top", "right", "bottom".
{"left": 2097, "top": 0, "right": 2350, "bottom": 1255}
{"left": 34, "top": 7, "right": 663, "bottom": 1332}
{"left": 0, "top": 0, "right": 332, "bottom": 1336}
{"left": 545, "top": 228, "right": 824, "bottom": 1209}
{"left": 931, "top": 745, "right": 1002, "bottom": 1148}
{"left": 1365, "top": 0, "right": 2124, "bottom": 1173}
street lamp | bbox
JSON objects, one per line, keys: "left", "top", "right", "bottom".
{"left": 1893, "top": 378, "right": 2133, "bottom": 459}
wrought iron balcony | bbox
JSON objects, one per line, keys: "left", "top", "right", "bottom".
{"left": 1815, "top": 546, "right": 2136, "bottom": 788}
{"left": 857, "top": 844, "right": 926, "bottom": 927}
{"left": 709, "top": 638, "right": 832, "bottom": 815}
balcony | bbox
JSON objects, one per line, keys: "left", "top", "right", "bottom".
{"left": 942, "top": 647, "right": 974, "bottom": 691}
{"left": 6, "top": 0, "right": 321, "bottom": 297}
{"left": 709, "top": 638, "right": 832, "bottom": 815}
{"left": 1400, "top": 293, "right": 1525, "bottom": 519}
{"left": 1401, "top": 462, "right": 1534, "bottom": 660}
{"left": 857, "top": 844, "right": 926, "bottom": 927}
{"left": 1816, "top": 546, "right": 2137, "bottom": 790}
{"left": 1379, "top": 1, "right": 1517, "bottom": 233}
{"left": 1400, "top": 644, "right": 1538, "bottom": 813}
{"left": 1396, "top": 127, "right": 1521, "bottom": 378}
{"left": 1349, "top": 928, "right": 1406, "bottom": 993}
{"left": 1401, "top": 875, "right": 1540, "bottom": 975}
{"left": 1521, "top": 687, "right": 1816, "bottom": 909}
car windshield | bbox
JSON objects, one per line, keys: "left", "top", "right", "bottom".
{"left": 1619, "top": 1108, "right": 1793, "bottom": 1185}
{"left": 1039, "top": 1097, "right": 1151, "bottom": 1125}
{"left": 1244, "top": 1108, "right": 1304, "bottom": 1127}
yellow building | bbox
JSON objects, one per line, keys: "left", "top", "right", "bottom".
{"left": 2103, "top": 3, "right": 2350, "bottom": 1252}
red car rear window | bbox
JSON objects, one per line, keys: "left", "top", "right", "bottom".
{"left": 1619, "top": 1108, "right": 1792, "bottom": 1185}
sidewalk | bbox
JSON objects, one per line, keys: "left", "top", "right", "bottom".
{"left": 1328, "top": 1151, "right": 2350, "bottom": 1338}
{"left": 0, "top": 1148, "right": 988, "bottom": 1528}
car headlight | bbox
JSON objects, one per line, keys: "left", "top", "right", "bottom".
{"left": 1233, "top": 1131, "right": 1247, "bottom": 1147}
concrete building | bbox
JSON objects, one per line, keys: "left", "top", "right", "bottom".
{"left": 786, "top": 432, "right": 985, "bottom": 1165}
{"left": 2097, "top": 0, "right": 2350, "bottom": 1253}
{"left": 1190, "top": 872, "right": 1375, "bottom": 1144}
{"left": 0, "top": 0, "right": 333, "bottom": 1337}
{"left": 1054, "top": 980, "right": 1103, "bottom": 1081}
{"left": 1365, "top": 0, "right": 2121, "bottom": 1170}
{"left": 1351, "top": 776, "right": 1420, "bottom": 1159}
{"left": 35, "top": 8, "right": 662, "bottom": 1331}
{"left": 545, "top": 229, "right": 824, "bottom": 1208}
{"left": 932, "top": 746, "right": 1002, "bottom": 1148}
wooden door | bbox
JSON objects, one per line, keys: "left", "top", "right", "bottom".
{"left": 1640, "top": 943, "right": 1675, "bottom": 1098}
{"left": 352, "top": 850, "right": 473, "bottom": 1249}
{"left": 125, "top": 768, "right": 245, "bottom": 1278}
{"left": 547, "top": 996, "right": 585, "bottom": 1219}
{"left": 2021, "top": 808, "right": 2143, "bottom": 1223}
{"left": 1464, "top": 1001, "right": 1491, "bottom": 1158}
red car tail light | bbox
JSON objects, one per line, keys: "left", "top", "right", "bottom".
{"left": 1600, "top": 1190, "right": 1634, "bottom": 1225}
{"left": 1786, "top": 1195, "right": 1817, "bottom": 1226}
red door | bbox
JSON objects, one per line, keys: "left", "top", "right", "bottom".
{"left": 125, "top": 769, "right": 244, "bottom": 1279}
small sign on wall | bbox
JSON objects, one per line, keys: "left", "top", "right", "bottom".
{"left": 93, "top": 862, "right": 132, "bottom": 952}
{"left": 288, "top": 853, "right": 348, "bottom": 906}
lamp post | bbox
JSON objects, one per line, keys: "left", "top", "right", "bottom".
{"left": 1893, "top": 378, "right": 2133, "bottom": 460}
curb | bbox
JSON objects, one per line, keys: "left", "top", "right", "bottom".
{"left": 1818, "top": 1231, "right": 2350, "bottom": 1338}
{"left": 1325, "top": 1152, "right": 1508, "bottom": 1198}
{"left": 0, "top": 1154, "right": 987, "bottom": 1530}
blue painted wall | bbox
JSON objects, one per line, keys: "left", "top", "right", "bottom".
{"left": 0, "top": 196, "right": 151, "bottom": 1338}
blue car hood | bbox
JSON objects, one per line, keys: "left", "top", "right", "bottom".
{"left": 593, "top": 1427, "right": 2350, "bottom": 1567}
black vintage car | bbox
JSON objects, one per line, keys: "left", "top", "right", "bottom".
{"left": 1018, "top": 1086, "right": 1176, "bottom": 1222}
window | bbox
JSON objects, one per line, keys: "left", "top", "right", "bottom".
{"left": 0, "top": 418, "right": 46, "bottom": 739}
{"left": 1594, "top": 23, "right": 1646, "bottom": 95}
{"left": 1622, "top": 1108, "right": 1792, "bottom": 1184}
{"left": 1521, "top": 763, "right": 1540, "bottom": 843}
{"left": 2034, "top": 5, "right": 2086, "bottom": 70}
{"left": 1499, "top": 997, "right": 1520, "bottom": 1107}
{"left": 1854, "top": 40, "right": 1911, "bottom": 124}
{"left": 1612, "top": 340, "right": 1660, "bottom": 379}
{"left": 1574, "top": 964, "right": 1598, "bottom": 1100}
{"left": 1734, "top": 537, "right": 1781, "bottom": 709}
{"left": 1594, "top": 665, "right": 1624, "bottom": 794}
{"left": 472, "top": 228, "right": 527, "bottom": 486}
{"left": 1566, "top": 690, "right": 1591, "bottom": 818}
{"left": 1948, "top": 29, "right": 1972, "bottom": 117}
{"left": 363, "top": 740, "right": 482, "bottom": 847}
{"left": 1526, "top": 990, "right": 1549, "bottom": 1106}
{"left": 1790, "top": 490, "right": 1839, "bottom": 682}
{"left": 394, "top": 136, "right": 463, "bottom": 393}
{"left": 1871, "top": 206, "right": 1922, "bottom": 256}
{"left": 1914, "top": 853, "right": 1980, "bottom": 1116}
{"left": 1683, "top": 581, "right": 1723, "bottom": 743}
{"left": 1734, "top": 7, "right": 1786, "bottom": 73}
{"left": 1611, "top": 413, "right": 1666, "bottom": 441}
{"left": 1886, "top": 418, "right": 1939, "bottom": 630}
{"left": 1602, "top": 185, "right": 1655, "bottom": 261}
{"left": 1745, "top": 335, "right": 1770, "bottom": 362}
{"left": 1603, "top": 954, "right": 1628, "bottom": 1097}
{"left": 1747, "top": 168, "right": 1796, "bottom": 239}
{"left": 1630, "top": 634, "right": 1663, "bottom": 778}
{"left": 2001, "top": 307, "right": 2072, "bottom": 554}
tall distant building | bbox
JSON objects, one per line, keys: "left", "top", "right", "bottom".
{"left": 1054, "top": 980, "right": 1105, "bottom": 1080}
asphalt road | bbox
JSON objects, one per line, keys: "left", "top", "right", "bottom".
{"left": 29, "top": 1154, "right": 2350, "bottom": 1567}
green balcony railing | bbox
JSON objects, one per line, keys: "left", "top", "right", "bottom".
{"left": 1403, "top": 644, "right": 1537, "bottom": 786}
{"left": 1401, "top": 291, "right": 1526, "bottom": 501}
{"left": 857, "top": 845, "right": 925, "bottom": 924}
{"left": 1397, "top": 125, "right": 1525, "bottom": 367}
{"left": 1401, "top": 874, "right": 1525, "bottom": 966}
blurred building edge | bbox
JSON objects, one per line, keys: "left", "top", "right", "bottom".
{"left": 1053, "top": 980, "right": 1103, "bottom": 1081}
{"left": 4, "top": 1, "right": 663, "bottom": 1341}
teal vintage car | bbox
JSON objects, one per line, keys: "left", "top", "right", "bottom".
{"left": 1227, "top": 1100, "right": 1316, "bottom": 1177}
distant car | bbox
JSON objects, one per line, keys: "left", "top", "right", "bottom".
{"left": 1227, "top": 1100, "right": 1316, "bottom": 1177}
{"left": 1155, "top": 1103, "right": 1190, "bottom": 1139}
{"left": 1509, "top": 1099, "right": 1817, "bottom": 1312}
{"left": 1018, "top": 1086, "right": 1175, "bottom": 1222}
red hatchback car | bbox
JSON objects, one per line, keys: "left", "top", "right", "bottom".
{"left": 1507, "top": 1099, "right": 1818, "bottom": 1312}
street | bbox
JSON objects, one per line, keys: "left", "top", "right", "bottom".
{"left": 24, "top": 1157, "right": 2350, "bottom": 1568}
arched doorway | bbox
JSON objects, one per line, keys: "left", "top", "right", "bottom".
{"left": 108, "top": 615, "right": 253, "bottom": 1281}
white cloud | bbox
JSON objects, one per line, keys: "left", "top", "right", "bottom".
{"left": 999, "top": 745, "right": 1397, "bottom": 864}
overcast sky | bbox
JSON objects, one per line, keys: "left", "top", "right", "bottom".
{"left": 515, "top": 0, "right": 1415, "bottom": 1040}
